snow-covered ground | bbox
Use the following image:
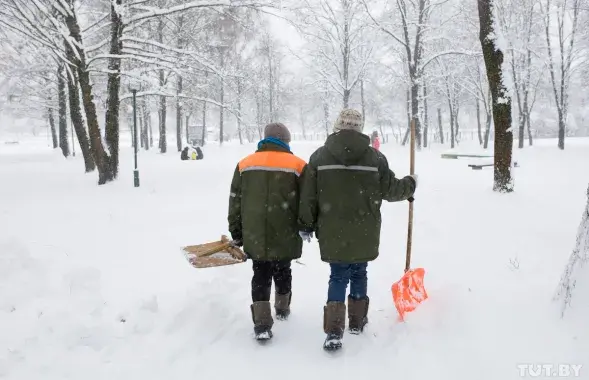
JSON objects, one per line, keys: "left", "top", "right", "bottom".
{"left": 1, "top": 136, "right": 588, "bottom": 380}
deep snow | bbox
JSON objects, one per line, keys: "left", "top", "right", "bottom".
{"left": 1, "top": 136, "right": 587, "bottom": 380}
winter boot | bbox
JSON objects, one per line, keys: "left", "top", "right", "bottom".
{"left": 323, "top": 301, "right": 346, "bottom": 351}
{"left": 347, "top": 296, "right": 369, "bottom": 334}
{"left": 275, "top": 291, "right": 291, "bottom": 321}
{"left": 251, "top": 301, "right": 274, "bottom": 341}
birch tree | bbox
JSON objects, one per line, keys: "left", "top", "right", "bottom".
{"left": 542, "top": 0, "right": 582, "bottom": 150}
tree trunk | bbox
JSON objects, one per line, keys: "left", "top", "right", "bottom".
{"left": 47, "top": 105, "right": 58, "bottom": 149}
{"left": 158, "top": 19, "right": 167, "bottom": 153}
{"left": 63, "top": 0, "right": 113, "bottom": 184}
{"left": 410, "top": 81, "right": 422, "bottom": 149}
{"left": 449, "top": 108, "right": 456, "bottom": 149}
{"left": 201, "top": 100, "right": 207, "bottom": 145}
{"left": 219, "top": 55, "right": 225, "bottom": 145}
{"left": 104, "top": 0, "right": 123, "bottom": 178}
{"left": 403, "top": 88, "right": 411, "bottom": 145}
{"left": 159, "top": 95, "right": 167, "bottom": 152}
{"left": 526, "top": 110, "right": 533, "bottom": 146}
{"left": 558, "top": 113, "right": 565, "bottom": 150}
{"left": 176, "top": 16, "right": 184, "bottom": 152}
{"left": 185, "top": 114, "right": 190, "bottom": 145}
{"left": 478, "top": 0, "right": 514, "bottom": 192}
{"left": 176, "top": 76, "right": 183, "bottom": 151}
{"left": 142, "top": 99, "right": 151, "bottom": 150}
{"left": 237, "top": 78, "right": 243, "bottom": 145}
{"left": 476, "top": 99, "right": 483, "bottom": 145}
{"left": 455, "top": 105, "right": 461, "bottom": 144}
{"left": 423, "top": 82, "right": 429, "bottom": 148}
{"left": 437, "top": 108, "right": 444, "bottom": 144}
{"left": 323, "top": 100, "right": 330, "bottom": 138}
{"left": 343, "top": 89, "right": 350, "bottom": 109}
{"left": 299, "top": 90, "right": 307, "bottom": 140}
{"left": 267, "top": 44, "right": 274, "bottom": 122}
{"left": 57, "top": 65, "right": 70, "bottom": 157}
{"left": 66, "top": 70, "right": 94, "bottom": 172}
{"left": 147, "top": 107, "right": 153, "bottom": 148}
{"left": 256, "top": 94, "right": 263, "bottom": 139}
{"left": 484, "top": 111, "right": 492, "bottom": 149}
{"left": 518, "top": 113, "right": 525, "bottom": 149}
{"left": 360, "top": 80, "right": 365, "bottom": 130}
{"left": 139, "top": 105, "right": 145, "bottom": 149}
{"left": 402, "top": 127, "right": 410, "bottom": 146}
{"left": 70, "top": 118, "right": 76, "bottom": 157}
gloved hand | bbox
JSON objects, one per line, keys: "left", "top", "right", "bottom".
{"left": 407, "top": 196, "right": 415, "bottom": 203}
{"left": 230, "top": 233, "right": 243, "bottom": 247}
{"left": 299, "top": 230, "right": 314, "bottom": 243}
{"left": 409, "top": 174, "right": 418, "bottom": 187}
{"left": 230, "top": 239, "right": 243, "bottom": 247}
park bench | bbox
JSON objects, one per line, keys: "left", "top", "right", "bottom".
{"left": 468, "top": 161, "right": 519, "bottom": 170}
{"left": 441, "top": 152, "right": 493, "bottom": 159}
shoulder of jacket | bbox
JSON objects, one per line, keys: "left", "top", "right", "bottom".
{"left": 308, "top": 146, "right": 326, "bottom": 164}
{"left": 238, "top": 152, "right": 260, "bottom": 169}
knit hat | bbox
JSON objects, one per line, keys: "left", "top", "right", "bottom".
{"left": 264, "top": 123, "right": 291, "bottom": 144}
{"left": 333, "top": 109, "right": 363, "bottom": 133}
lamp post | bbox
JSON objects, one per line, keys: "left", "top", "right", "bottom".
{"left": 131, "top": 87, "right": 140, "bottom": 187}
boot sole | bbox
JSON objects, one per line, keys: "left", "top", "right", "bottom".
{"left": 323, "top": 340, "right": 342, "bottom": 351}
{"left": 276, "top": 310, "right": 290, "bottom": 321}
{"left": 255, "top": 331, "right": 273, "bottom": 342}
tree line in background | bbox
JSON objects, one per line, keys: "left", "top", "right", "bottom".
{"left": 0, "top": 0, "right": 587, "bottom": 190}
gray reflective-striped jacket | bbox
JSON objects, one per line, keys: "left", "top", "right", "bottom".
{"left": 298, "top": 130, "right": 416, "bottom": 263}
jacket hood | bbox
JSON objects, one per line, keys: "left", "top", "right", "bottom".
{"left": 324, "top": 130, "right": 370, "bottom": 166}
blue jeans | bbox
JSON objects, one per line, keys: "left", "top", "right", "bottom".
{"left": 327, "top": 263, "right": 368, "bottom": 302}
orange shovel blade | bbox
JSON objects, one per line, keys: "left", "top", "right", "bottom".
{"left": 391, "top": 267, "right": 428, "bottom": 321}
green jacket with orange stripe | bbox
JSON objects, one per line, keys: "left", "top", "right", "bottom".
{"left": 228, "top": 141, "right": 307, "bottom": 261}
{"left": 298, "top": 130, "right": 416, "bottom": 264}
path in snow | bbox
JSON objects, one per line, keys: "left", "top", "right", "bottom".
{"left": 1, "top": 137, "right": 587, "bottom": 379}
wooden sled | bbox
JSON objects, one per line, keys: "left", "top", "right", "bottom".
{"left": 182, "top": 235, "right": 247, "bottom": 268}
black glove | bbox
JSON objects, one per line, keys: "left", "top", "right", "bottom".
{"left": 407, "top": 196, "right": 415, "bottom": 203}
{"left": 230, "top": 232, "right": 243, "bottom": 247}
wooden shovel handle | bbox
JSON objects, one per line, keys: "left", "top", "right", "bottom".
{"left": 198, "top": 242, "right": 233, "bottom": 258}
{"left": 405, "top": 119, "right": 416, "bottom": 273}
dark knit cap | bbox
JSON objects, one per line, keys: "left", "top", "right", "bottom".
{"left": 264, "top": 123, "right": 291, "bottom": 143}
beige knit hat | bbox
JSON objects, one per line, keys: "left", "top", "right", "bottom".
{"left": 333, "top": 109, "right": 363, "bottom": 133}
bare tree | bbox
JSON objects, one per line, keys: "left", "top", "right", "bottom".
{"left": 554, "top": 184, "right": 589, "bottom": 317}
{"left": 495, "top": 0, "right": 544, "bottom": 148}
{"left": 292, "top": 0, "right": 373, "bottom": 109}
{"left": 542, "top": 0, "right": 582, "bottom": 150}
{"left": 478, "top": 0, "right": 514, "bottom": 192}
{"left": 363, "top": 0, "right": 458, "bottom": 149}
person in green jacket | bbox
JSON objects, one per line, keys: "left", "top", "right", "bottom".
{"left": 228, "top": 123, "right": 307, "bottom": 341}
{"left": 298, "top": 109, "right": 417, "bottom": 351}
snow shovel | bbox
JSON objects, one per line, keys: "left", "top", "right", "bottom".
{"left": 182, "top": 235, "right": 247, "bottom": 268}
{"left": 391, "top": 119, "right": 428, "bottom": 321}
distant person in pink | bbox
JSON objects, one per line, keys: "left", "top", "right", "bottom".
{"left": 371, "top": 130, "right": 381, "bottom": 151}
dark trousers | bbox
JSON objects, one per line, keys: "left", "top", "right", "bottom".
{"left": 327, "top": 263, "right": 368, "bottom": 303}
{"left": 251, "top": 260, "right": 292, "bottom": 302}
